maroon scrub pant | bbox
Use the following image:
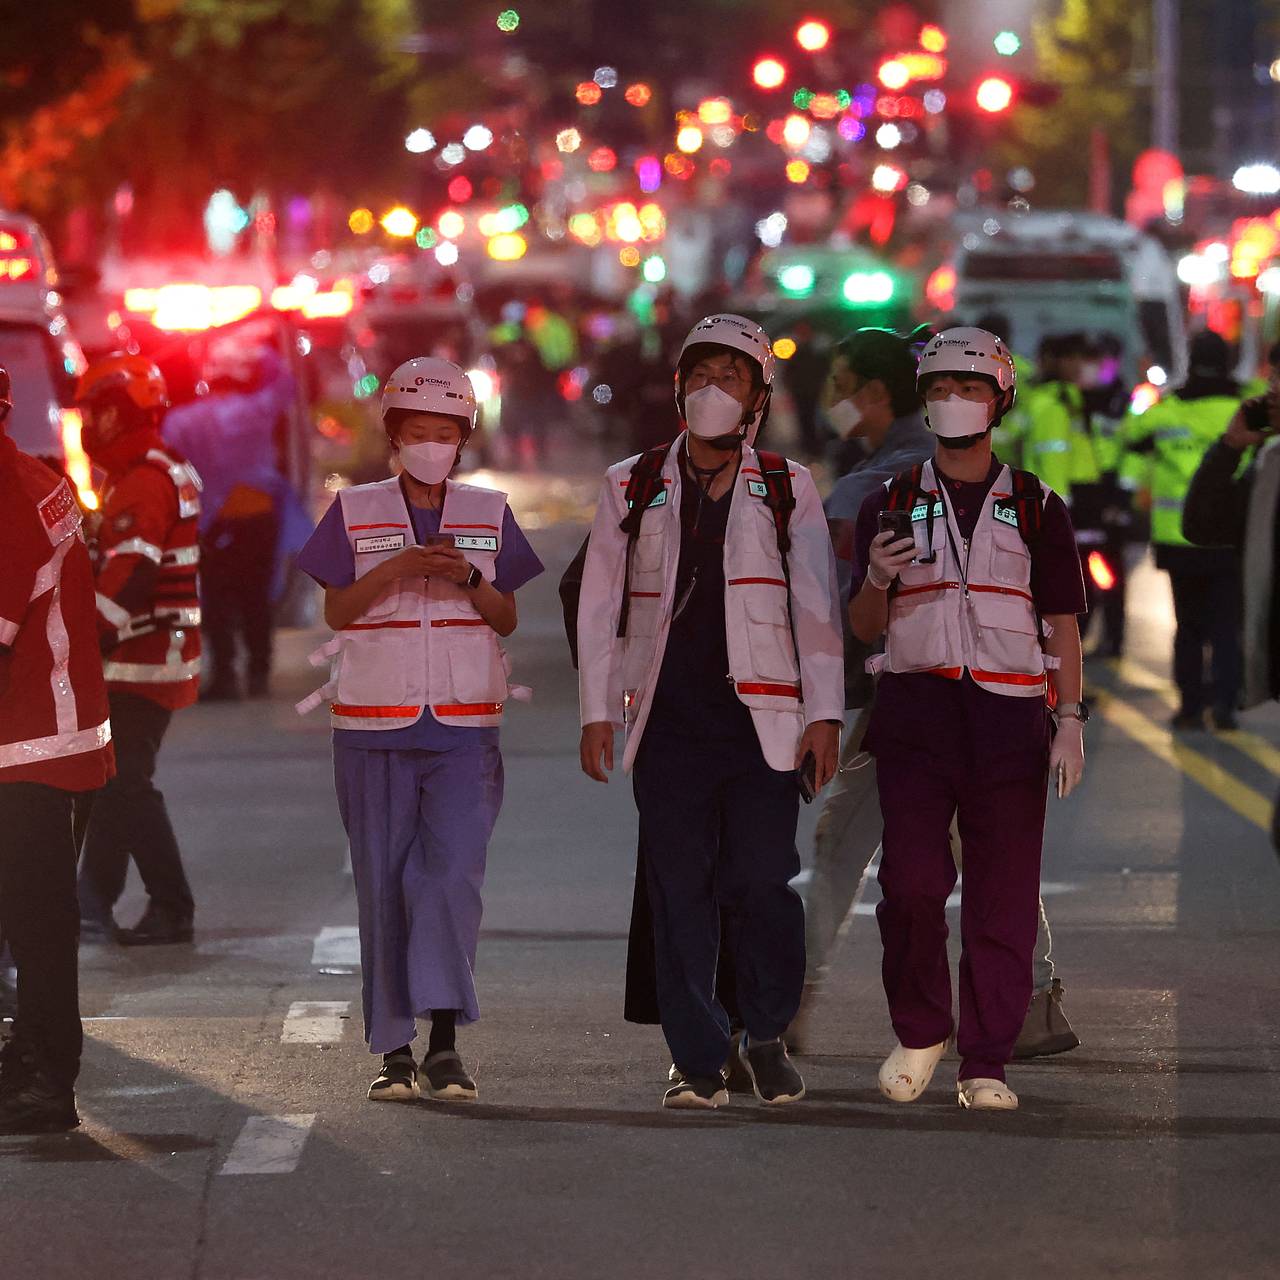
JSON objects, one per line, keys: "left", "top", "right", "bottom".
{"left": 870, "top": 677, "right": 1049, "bottom": 1083}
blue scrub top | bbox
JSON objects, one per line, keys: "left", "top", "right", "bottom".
{"left": 297, "top": 493, "right": 544, "bottom": 750}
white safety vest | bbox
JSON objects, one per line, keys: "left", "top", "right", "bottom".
{"left": 577, "top": 435, "right": 845, "bottom": 773}
{"left": 870, "top": 460, "right": 1057, "bottom": 698}
{"left": 303, "top": 477, "right": 515, "bottom": 730}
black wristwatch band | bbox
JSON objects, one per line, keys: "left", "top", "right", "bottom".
{"left": 464, "top": 564, "right": 483, "bottom": 591}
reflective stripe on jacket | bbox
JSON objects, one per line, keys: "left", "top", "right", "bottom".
{"left": 871, "top": 460, "right": 1055, "bottom": 699}
{"left": 322, "top": 477, "right": 512, "bottom": 730}
{"left": 98, "top": 447, "right": 203, "bottom": 703}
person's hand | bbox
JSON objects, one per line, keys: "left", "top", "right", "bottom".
{"left": 377, "top": 546, "right": 439, "bottom": 582}
{"left": 1049, "top": 717, "right": 1085, "bottom": 799}
{"left": 798, "top": 720, "right": 841, "bottom": 792}
{"left": 580, "top": 722, "right": 615, "bottom": 783}
{"left": 866, "top": 530, "right": 917, "bottom": 591}
{"left": 419, "top": 544, "right": 471, "bottom": 584}
{"left": 1223, "top": 406, "right": 1269, "bottom": 452}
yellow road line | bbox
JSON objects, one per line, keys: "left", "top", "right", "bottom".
{"left": 1105, "top": 658, "right": 1280, "bottom": 779}
{"left": 1093, "top": 689, "right": 1273, "bottom": 832}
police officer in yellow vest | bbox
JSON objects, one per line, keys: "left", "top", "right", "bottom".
{"left": 1121, "top": 330, "right": 1245, "bottom": 729}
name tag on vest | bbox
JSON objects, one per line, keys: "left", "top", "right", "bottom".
{"left": 355, "top": 533, "right": 406, "bottom": 553}
{"left": 910, "top": 500, "right": 944, "bottom": 522}
{"left": 747, "top": 480, "right": 768, "bottom": 498}
{"left": 453, "top": 534, "right": 499, "bottom": 552}
{"left": 992, "top": 501, "right": 1020, "bottom": 529}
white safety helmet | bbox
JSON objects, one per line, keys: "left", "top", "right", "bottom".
{"left": 381, "top": 357, "right": 479, "bottom": 434}
{"left": 916, "top": 326, "right": 1017, "bottom": 422}
{"left": 675, "top": 313, "right": 776, "bottom": 446}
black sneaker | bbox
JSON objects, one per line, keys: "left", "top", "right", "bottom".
{"left": 740, "top": 1037, "right": 806, "bottom": 1105}
{"left": 662, "top": 1072, "right": 728, "bottom": 1110}
{"left": 1170, "top": 710, "right": 1205, "bottom": 732}
{"left": 0, "top": 1067, "right": 79, "bottom": 1135}
{"left": 367, "top": 1052, "right": 419, "bottom": 1102}
{"left": 117, "top": 906, "right": 194, "bottom": 947}
{"left": 422, "top": 1050, "right": 477, "bottom": 1102}
{"left": 1211, "top": 707, "right": 1239, "bottom": 731}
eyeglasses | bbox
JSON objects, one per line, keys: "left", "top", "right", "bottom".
{"left": 686, "top": 366, "right": 747, "bottom": 392}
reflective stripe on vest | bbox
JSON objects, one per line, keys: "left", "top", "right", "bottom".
{"left": 0, "top": 718, "right": 112, "bottom": 770}
{"left": 103, "top": 656, "right": 202, "bottom": 683}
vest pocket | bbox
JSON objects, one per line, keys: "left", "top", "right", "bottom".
{"left": 443, "top": 631, "right": 506, "bottom": 704}
{"left": 336, "top": 631, "right": 409, "bottom": 706}
{"left": 989, "top": 523, "right": 1032, "bottom": 587}
{"left": 885, "top": 595, "right": 949, "bottom": 671}
{"left": 970, "top": 591, "right": 1041, "bottom": 675}
{"left": 633, "top": 530, "right": 664, "bottom": 573}
{"left": 744, "top": 592, "right": 799, "bottom": 684}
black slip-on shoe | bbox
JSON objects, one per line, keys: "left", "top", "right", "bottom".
{"left": 367, "top": 1053, "right": 419, "bottom": 1102}
{"left": 116, "top": 907, "right": 194, "bottom": 947}
{"left": 740, "top": 1037, "right": 806, "bottom": 1105}
{"left": 422, "top": 1051, "right": 477, "bottom": 1102}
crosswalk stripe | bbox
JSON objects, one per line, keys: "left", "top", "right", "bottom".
{"left": 1094, "top": 689, "right": 1272, "bottom": 831}
{"left": 219, "top": 1114, "right": 316, "bottom": 1176}
{"left": 281, "top": 1000, "right": 349, "bottom": 1044}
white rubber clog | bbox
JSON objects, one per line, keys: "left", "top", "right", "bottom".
{"left": 957, "top": 1077, "right": 1019, "bottom": 1111}
{"left": 877, "top": 1038, "right": 950, "bottom": 1102}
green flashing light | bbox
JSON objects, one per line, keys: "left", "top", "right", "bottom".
{"left": 792, "top": 87, "right": 815, "bottom": 110}
{"left": 415, "top": 226, "right": 438, "bottom": 249}
{"left": 642, "top": 255, "right": 667, "bottom": 284}
{"left": 496, "top": 10, "right": 520, "bottom": 33}
{"left": 778, "top": 262, "right": 816, "bottom": 297}
{"left": 836, "top": 89, "right": 852, "bottom": 109}
{"left": 841, "top": 270, "right": 895, "bottom": 306}
{"left": 354, "top": 373, "right": 380, "bottom": 399}
{"left": 994, "top": 30, "right": 1021, "bottom": 56}
{"left": 493, "top": 203, "right": 529, "bottom": 234}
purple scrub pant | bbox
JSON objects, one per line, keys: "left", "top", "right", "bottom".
{"left": 334, "top": 742, "right": 503, "bottom": 1055}
{"left": 869, "top": 677, "right": 1049, "bottom": 1083}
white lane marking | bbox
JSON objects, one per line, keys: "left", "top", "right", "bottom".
{"left": 281, "top": 1000, "right": 350, "bottom": 1044}
{"left": 219, "top": 1114, "right": 317, "bottom": 1176}
{"left": 311, "top": 926, "right": 360, "bottom": 970}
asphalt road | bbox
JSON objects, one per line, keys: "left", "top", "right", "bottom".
{"left": 4, "top": 487, "right": 1279, "bottom": 1280}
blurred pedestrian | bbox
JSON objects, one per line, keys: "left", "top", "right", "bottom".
{"left": 848, "top": 329, "right": 1088, "bottom": 1112}
{"left": 164, "top": 345, "right": 311, "bottom": 701}
{"left": 296, "top": 358, "right": 543, "bottom": 1105}
{"left": 0, "top": 363, "right": 114, "bottom": 1134}
{"left": 1122, "top": 330, "right": 1244, "bottom": 729}
{"left": 1183, "top": 356, "right": 1280, "bottom": 845}
{"left": 76, "top": 355, "right": 202, "bottom": 946}
{"left": 577, "top": 315, "right": 844, "bottom": 1110}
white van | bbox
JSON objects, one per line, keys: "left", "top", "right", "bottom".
{"left": 942, "top": 209, "right": 1187, "bottom": 386}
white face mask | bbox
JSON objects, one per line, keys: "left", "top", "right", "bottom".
{"left": 398, "top": 439, "right": 458, "bottom": 484}
{"left": 827, "top": 397, "right": 864, "bottom": 438}
{"left": 926, "top": 395, "right": 992, "bottom": 441}
{"left": 685, "top": 383, "right": 747, "bottom": 440}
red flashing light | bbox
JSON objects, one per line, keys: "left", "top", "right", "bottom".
{"left": 576, "top": 81, "right": 603, "bottom": 105}
{"left": 0, "top": 257, "right": 36, "bottom": 283}
{"left": 1087, "top": 551, "right": 1117, "bottom": 592}
{"left": 589, "top": 146, "right": 618, "bottom": 172}
{"left": 753, "top": 57, "right": 787, "bottom": 91}
{"left": 796, "top": 20, "right": 831, "bottom": 52}
{"left": 448, "top": 175, "right": 473, "bottom": 203}
{"left": 625, "top": 82, "right": 652, "bottom": 107}
{"left": 878, "top": 60, "right": 911, "bottom": 91}
{"left": 976, "top": 76, "right": 1015, "bottom": 113}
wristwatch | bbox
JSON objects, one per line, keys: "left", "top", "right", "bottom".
{"left": 1055, "top": 699, "right": 1090, "bottom": 724}
{"left": 463, "top": 564, "right": 483, "bottom": 591}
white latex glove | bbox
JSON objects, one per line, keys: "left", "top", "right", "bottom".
{"left": 1049, "top": 718, "right": 1085, "bottom": 798}
{"left": 866, "top": 530, "right": 917, "bottom": 591}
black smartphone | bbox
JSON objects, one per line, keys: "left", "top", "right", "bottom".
{"left": 878, "top": 510, "right": 915, "bottom": 554}
{"left": 1241, "top": 395, "right": 1274, "bottom": 434}
{"left": 422, "top": 532, "right": 455, "bottom": 548}
{"left": 796, "top": 750, "right": 817, "bottom": 804}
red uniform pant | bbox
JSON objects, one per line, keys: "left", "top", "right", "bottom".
{"left": 870, "top": 675, "right": 1049, "bottom": 1085}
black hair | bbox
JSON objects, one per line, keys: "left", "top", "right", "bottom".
{"left": 382, "top": 406, "right": 472, "bottom": 440}
{"left": 832, "top": 325, "right": 927, "bottom": 418}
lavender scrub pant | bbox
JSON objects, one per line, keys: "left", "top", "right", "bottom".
{"left": 334, "top": 742, "right": 504, "bottom": 1055}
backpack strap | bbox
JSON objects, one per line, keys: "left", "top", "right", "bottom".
{"left": 616, "top": 442, "right": 675, "bottom": 638}
{"left": 754, "top": 450, "right": 803, "bottom": 699}
{"left": 1009, "top": 467, "right": 1044, "bottom": 546}
{"left": 885, "top": 462, "right": 938, "bottom": 566}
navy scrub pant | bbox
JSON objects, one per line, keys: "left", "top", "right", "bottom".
{"left": 632, "top": 729, "right": 804, "bottom": 1079}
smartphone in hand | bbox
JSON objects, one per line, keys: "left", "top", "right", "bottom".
{"left": 797, "top": 750, "right": 818, "bottom": 804}
{"left": 422, "top": 533, "right": 455, "bottom": 548}
{"left": 1241, "top": 395, "right": 1274, "bottom": 434}
{"left": 878, "top": 510, "right": 916, "bottom": 559}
